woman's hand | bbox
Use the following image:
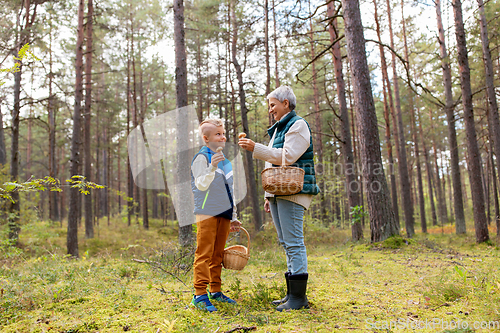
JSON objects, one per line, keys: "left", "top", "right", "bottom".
{"left": 230, "top": 220, "right": 242, "bottom": 232}
{"left": 238, "top": 138, "right": 255, "bottom": 152}
{"left": 264, "top": 199, "right": 270, "bottom": 213}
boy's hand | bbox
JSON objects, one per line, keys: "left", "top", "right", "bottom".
{"left": 264, "top": 199, "right": 270, "bottom": 213}
{"left": 211, "top": 152, "right": 225, "bottom": 168}
{"left": 230, "top": 220, "right": 242, "bottom": 232}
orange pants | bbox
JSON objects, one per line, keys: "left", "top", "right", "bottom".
{"left": 193, "top": 214, "right": 231, "bottom": 295}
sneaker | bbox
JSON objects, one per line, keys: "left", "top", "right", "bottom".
{"left": 190, "top": 294, "right": 217, "bottom": 312}
{"left": 209, "top": 292, "right": 237, "bottom": 304}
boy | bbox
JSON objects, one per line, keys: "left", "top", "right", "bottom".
{"left": 190, "top": 117, "right": 242, "bottom": 312}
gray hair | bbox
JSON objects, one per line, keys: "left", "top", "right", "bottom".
{"left": 267, "top": 86, "right": 296, "bottom": 111}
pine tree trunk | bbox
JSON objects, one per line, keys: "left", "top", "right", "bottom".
{"left": 340, "top": 0, "right": 399, "bottom": 242}
{"left": 84, "top": 0, "right": 94, "bottom": 239}
{"left": 67, "top": 0, "right": 86, "bottom": 257}
{"left": 309, "top": 15, "right": 326, "bottom": 222}
{"left": 231, "top": 0, "right": 262, "bottom": 231}
{"left": 174, "top": 0, "right": 193, "bottom": 246}
{"left": 400, "top": 1, "right": 426, "bottom": 233}
{"left": 432, "top": 139, "right": 447, "bottom": 224}
{"left": 418, "top": 109, "right": 437, "bottom": 226}
{"left": 0, "top": 105, "right": 6, "bottom": 166}
{"left": 9, "top": 0, "right": 36, "bottom": 241}
{"left": 488, "top": 100, "right": 500, "bottom": 237}
{"left": 435, "top": 0, "right": 466, "bottom": 233}
{"left": 126, "top": 21, "right": 133, "bottom": 227}
{"left": 386, "top": 0, "right": 414, "bottom": 237}
{"left": 48, "top": 15, "right": 59, "bottom": 222}
{"left": 373, "top": 0, "right": 399, "bottom": 226}
{"left": 328, "top": 1, "right": 361, "bottom": 240}
{"left": 265, "top": 0, "right": 273, "bottom": 126}
{"left": 477, "top": 0, "right": 500, "bottom": 192}
{"left": 452, "top": 0, "right": 489, "bottom": 243}
{"left": 196, "top": 34, "right": 203, "bottom": 123}
{"left": 272, "top": 0, "right": 279, "bottom": 88}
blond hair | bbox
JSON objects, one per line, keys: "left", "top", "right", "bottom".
{"left": 199, "top": 117, "right": 225, "bottom": 139}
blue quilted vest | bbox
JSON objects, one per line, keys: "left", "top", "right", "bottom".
{"left": 267, "top": 110, "right": 320, "bottom": 195}
{"left": 191, "top": 146, "right": 234, "bottom": 220}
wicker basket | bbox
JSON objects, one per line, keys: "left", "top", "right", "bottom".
{"left": 222, "top": 227, "right": 250, "bottom": 271}
{"left": 261, "top": 147, "right": 305, "bottom": 195}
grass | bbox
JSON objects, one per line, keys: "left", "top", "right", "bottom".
{"left": 1, "top": 217, "right": 499, "bottom": 332}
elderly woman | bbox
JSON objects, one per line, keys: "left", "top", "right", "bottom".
{"left": 238, "top": 86, "right": 320, "bottom": 311}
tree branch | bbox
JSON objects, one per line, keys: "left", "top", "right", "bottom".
{"left": 296, "top": 35, "right": 344, "bottom": 84}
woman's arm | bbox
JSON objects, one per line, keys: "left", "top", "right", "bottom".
{"left": 252, "top": 120, "right": 310, "bottom": 165}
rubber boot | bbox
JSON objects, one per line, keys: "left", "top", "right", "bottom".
{"left": 276, "top": 273, "right": 309, "bottom": 311}
{"left": 272, "top": 272, "right": 290, "bottom": 305}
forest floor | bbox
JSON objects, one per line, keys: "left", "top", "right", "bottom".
{"left": 1, "top": 217, "right": 499, "bottom": 333}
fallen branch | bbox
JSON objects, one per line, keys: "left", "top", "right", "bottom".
{"left": 224, "top": 325, "right": 257, "bottom": 333}
{"left": 132, "top": 258, "right": 188, "bottom": 287}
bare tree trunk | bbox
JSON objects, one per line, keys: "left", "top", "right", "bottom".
{"left": 488, "top": 96, "right": 500, "bottom": 237}
{"left": 309, "top": 13, "right": 326, "bottom": 222}
{"left": 340, "top": 0, "right": 399, "bottom": 242}
{"left": 0, "top": 105, "right": 6, "bottom": 166}
{"left": 126, "top": 19, "right": 132, "bottom": 227}
{"left": 432, "top": 139, "right": 447, "bottom": 224}
{"left": 9, "top": 0, "right": 36, "bottom": 241}
{"left": 264, "top": 0, "right": 272, "bottom": 126}
{"left": 26, "top": 106, "right": 32, "bottom": 181}
{"left": 477, "top": 0, "right": 500, "bottom": 191}
{"left": 196, "top": 34, "right": 203, "bottom": 123}
{"left": 84, "top": 0, "right": 94, "bottom": 239}
{"left": 231, "top": 0, "right": 262, "bottom": 231}
{"left": 386, "top": 0, "right": 414, "bottom": 237}
{"left": 272, "top": 0, "right": 279, "bottom": 89}
{"left": 418, "top": 109, "right": 437, "bottom": 226}
{"left": 328, "top": 1, "right": 361, "bottom": 240}
{"left": 137, "top": 40, "right": 149, "bottom": 230}
{"left": 131, "top": 22, "right": 140, "bottom": 224}
{"left": 373, "top": 0, "right": 399, "bottom": 227}
{"left": 435, "top": 0, "right": 466, "bottom": 233}
{"left": 400, "top": 1, "right": 426, "bottom": 233}
{"left": 48, "top": 14, "right": 59, "bottom": 222}
{"left": 452, "top": 0, "right": 489, "bottom": 243}
{"left": 67, "top": 0, "right": 85, "bottom": 257}
{"left": 174, "top": 0, "right": 193, "bottom": 246}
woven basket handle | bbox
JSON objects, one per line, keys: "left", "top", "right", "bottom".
{"left": 281, "top": 147, "right": 286, "bottom": 167}
{"left": 239, "top": 227, "right": 250, "bottom": 255}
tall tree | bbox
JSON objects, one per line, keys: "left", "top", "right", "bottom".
{"left": 264, "top": 0, "right": 270, "bottom": 97}
{"left": 435, "top": 0, "right": 466, "bottom": 233}
{"left": 308, "top": 12, "right": 326, "bottom": 222}
{"left": 452, "top": 0, "right": 489, "bottom": 243}
{"left": 386, "top": 0, "right": 414, "bottom": 237}
{"left": 9, "top": 0, "right": 37, "bottom": 241}
{"left": 272, "top": 0, "right": 279, "bottom": 88}
{"left": 84, "top": 0, "right": 94, "bottom": 239}
{"left": 417, "top": 108, "right": 438, "bottom": 226}
{"left": 340, "top": 0, "right": 399, "bottom": 242}
{"left": 230, "top": 0, "right": 262, "bottom": 231}
{"left": 477, "top": 0, "right": 500, "bottom": 189}
{"left": 174, "top": 0, "right": 193, "bottom": 246}
{"left": 401, "top": 1, "right": 426, "bottom": 233}
{"left": 48, "top": 10, "right": 59, "bottom": 222}
{"left": 373, "top": 0, "right": 399, "bottom": 226}
{"left": 67, "top": 0, "right": 86, "bottom": 257}
{"left": 327, "top": 1, "right": 361, "bottom": 240}
{"left": 0, "top": 105, "right": 6, "bottom": 165}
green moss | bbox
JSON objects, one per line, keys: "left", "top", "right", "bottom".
{"left": 1, "top": 218, "right": 499, "bottom": 332}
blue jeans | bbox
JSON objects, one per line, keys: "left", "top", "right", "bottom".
{"left": 268, "top": 197, "right": 307, "bottom": 275}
